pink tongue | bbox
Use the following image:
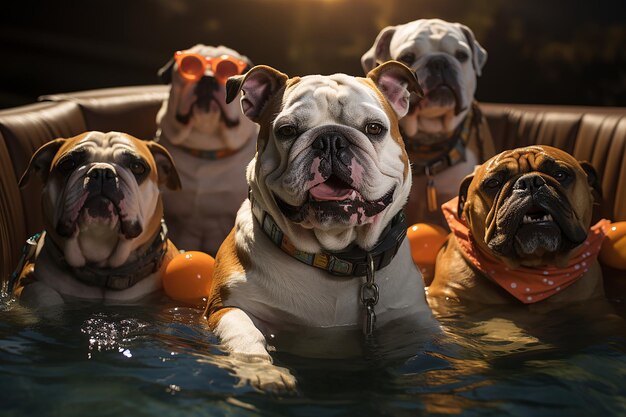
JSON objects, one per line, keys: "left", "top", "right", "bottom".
{"left": 309, "top": 182, "right": 353, "bottom": 201}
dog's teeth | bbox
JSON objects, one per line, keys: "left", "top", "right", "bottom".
{"left": 545, "top": 214, "right": 553, "bottom": 221}
{"left": 523, "top": 215, "right": 531, "bottom": 224}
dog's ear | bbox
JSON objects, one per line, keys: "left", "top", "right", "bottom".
{"left": 158, "top": 57, "right": 175, "bottom": 84}
{"left": 146, "top": 141, "right": 182, "bottom": 191}
{"left": 19, "top": 139, "right": 66, "bottom": 187}
{"left": 225, "top": 65, "right": 289, "bottom": 123}
{"left": 457, "top": 24, "right": 488, "bottom": 76}
{"left": 367, "top": 61, "right": 423, "bottom": 119}
{"left": 361, "top": 26, "right": 397, "bottom": 74}
{"left": 457, "top": 174, "right": 474, "bottom": 216}
{"left": 579, "top": 161, "right": 603, "bottom": 200}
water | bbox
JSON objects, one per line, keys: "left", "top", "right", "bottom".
{"left": 1, "top": 291, "right": 626, "bottom": 417}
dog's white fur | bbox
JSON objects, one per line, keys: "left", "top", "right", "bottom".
{"left": 362, "top": 18, "right": 487, "bottom": 136}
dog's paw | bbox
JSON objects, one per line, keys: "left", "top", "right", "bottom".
{"left": 231, "top": 354, "right": 297, "bottom": 394}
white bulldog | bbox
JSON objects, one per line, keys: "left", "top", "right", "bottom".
{"left": 204, "top": 62, "right": 437, "bottom": 391}
{"left": 362, "top": 19, "right": 496, "bottom": 228}
{"left": 156, "top": 44, "right": 258, "bottom": 254}
{"left": 12, "top": 132, "right": 181, "bottom": 307}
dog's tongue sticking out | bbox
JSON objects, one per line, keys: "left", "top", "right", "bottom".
{"left": 309, "top": 177, "right": 354, "bottom": 201}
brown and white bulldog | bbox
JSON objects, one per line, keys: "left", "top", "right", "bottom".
{"left": 362, "top": 18, "right": 496, "bottom": 227}
{"left": 12, "top": 131, "right": 182, "bottom": 308}
{"left": 429, "top": 145, "right": 609, "bottom": 307}
{"left": 204, "top": 62, "right": 436, "bottom": 391}
{"left": 156, "top": 44, "right": 258, "bottom": 255}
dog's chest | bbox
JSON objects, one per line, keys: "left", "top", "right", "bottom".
{"left": 224, "top": 239, "right": 426, "bottom": 329}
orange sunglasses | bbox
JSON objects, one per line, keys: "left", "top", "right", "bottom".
{"left": 174, "top": 51, "right": 248, "bottom": 84}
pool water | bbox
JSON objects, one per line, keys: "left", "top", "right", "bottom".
{"left": 1, "top": 290, "right": 626, "bottom": 417}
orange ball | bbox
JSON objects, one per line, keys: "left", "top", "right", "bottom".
{"left": 600, "top": 221, "right": 626, "bottom": 270}
{"left": 162, "top": 251, "right": 215, "bottom": 306}
{"left": 407, "top": 223, "right": 449, "bottom": 266}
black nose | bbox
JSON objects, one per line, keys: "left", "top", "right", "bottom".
{"left": 86, "top": 166, "right": 117, "bottom": 194}
{"left": 514, "top": 173, "right": 547, "bottom": 192}
{"left": 312, "top": 131, "right": 350, "bottom": 164}
{"left": 196, "top": 75, "right": 219, "bottom": 92}
{"left": 426, "top": 56, "right": 450, "bottom": 73}
{"left": 88, "top": 167, "right": 116, "bottom": 182}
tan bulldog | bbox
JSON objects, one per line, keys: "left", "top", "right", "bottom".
{"left": 362, "top": 18, "right": 496, "bottom": 227}
{"left": 429, "top": 145, "right": 609, "bottom": 307}
{"left": 12, "top": 132, "right": 181, "bottom": 308}
{"left": 204, "top": 62, "right": 437, "bottom": 391}
{"left": 156, "top": 44, "right": 258, "bottom": 254}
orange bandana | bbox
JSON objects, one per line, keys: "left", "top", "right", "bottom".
{"left": 442, "top": 197, "right": 610, "bottom": 304}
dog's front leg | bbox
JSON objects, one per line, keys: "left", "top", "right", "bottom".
{"left": 208, "top": 307, "right": 297, "bottom": 393}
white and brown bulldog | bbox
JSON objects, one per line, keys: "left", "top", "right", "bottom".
{"left": 11, "top": 131, "right": 181, "bottom": 308}
{"left": 204, "top": 62, "right": 437, "bottom": 391}
{"left": 156, "top": 44, "right": 258, "bottom": 254}
{"left": 362, "top": 19, "right": 496, "bottom": 227}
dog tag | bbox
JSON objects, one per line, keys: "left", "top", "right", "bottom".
{"left": 426, "top": 167, "right": 438, "bottom": 212}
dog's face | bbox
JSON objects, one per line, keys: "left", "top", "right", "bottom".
{"left": 157, "top": 44, "right": 257, "bottom": 150}
{"left": 226, "top": 62, "right": 422, "bottom": 252}
{"left": 458, "top": 146, "right": 600, "bottom": 268}
{"left": 362, "top": 18, "right": 487, "bottom": 138}
{"left": 20, "top": 132, "right": 181, "bottom": 268}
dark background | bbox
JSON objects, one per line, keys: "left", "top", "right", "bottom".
{"left": 1, "top": 0, "right": 625, "bottom": 109}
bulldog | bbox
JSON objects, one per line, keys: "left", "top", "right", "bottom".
{"left": 362, "top": 18, "right": 496, "bottom": 227}
{"left": 11, "top": 131, "right": 182, "bottom": 308}
{"left": 204, "top": 62, "right": 436, "bottom": 391}
{"left": 156, "top": 44, "right": 258, "bottom": 254}
{"left": 429, "top": 145, "right": 609, "bottom": 307}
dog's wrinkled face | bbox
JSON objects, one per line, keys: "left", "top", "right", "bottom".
{"left": 459, "top": 146, "right": 599, "bottom": 268}
{"left": 227, "top": 62, "right": 421, "bottom": 252}
{"left": 20, "top": 132, "right": 181, "bottom": 268}
{"left": 362, "top": 18, "right": 487, "bottom": 138}
{"left": 156, "top": 44, "right": 257, "bottom": 150}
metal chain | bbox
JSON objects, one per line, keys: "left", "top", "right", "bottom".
{"left": 360, "top": 253, "right": 379, "bottom": 337}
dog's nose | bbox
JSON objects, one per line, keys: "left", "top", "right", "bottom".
{"left": 426, "top": 56, "right": 450, "bottom": 73}
{"left": 87, "top": 166, "right": 116, "bottom": 182}
{"left": 86, "top": 166, "right": 118, "bottom": 194}
{"left": 514, "top": 173, "right": 547, "bottom": 192}
{"left": 312, "top": 132, "right": 350, "bottom": 163}
{"left": 196, "top": 75, "right": 219, "bottom": 92}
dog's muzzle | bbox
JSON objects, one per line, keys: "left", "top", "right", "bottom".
{"left": 276, "top": 130, "right": 395, "bottom": 226}
{"left": 486, "top": 173, "right": 587, "bottom": 258}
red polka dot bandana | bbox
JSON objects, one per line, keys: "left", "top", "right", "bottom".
{"left": 442, "top": 197, "right": 610, "bottom": 304}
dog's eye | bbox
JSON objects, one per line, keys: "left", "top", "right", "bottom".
{"left": 455, "top": 50, "right": 469, "bottom": 63}
{"left": 365, "top": 123, "right": 384, "bottom": 136}
{"left": 57, "top": 158, "right": 77, "bottom": 174}
{"left": 398, "top": 53, "right": 415, "bottom": 66}
{"left": 130, "top": 161, "right": 147, "bottom": 176}
{"left": 553, "top": 170, "right": 570, "bottom": 183}
{"left": 483, "top": 177, "right": 501, "bottom": 189}
{"left": 276, "top": 125, "right": 297, "bottom": 139}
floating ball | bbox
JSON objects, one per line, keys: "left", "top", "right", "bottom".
{"left": 600, "top": 222, "right": 626, "bottom": 270}
{"left": 407, "top": 223, "right": 448, "bottom": 266}
{"left": 163, "top": 251, "right": 215, "bottom": 306}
